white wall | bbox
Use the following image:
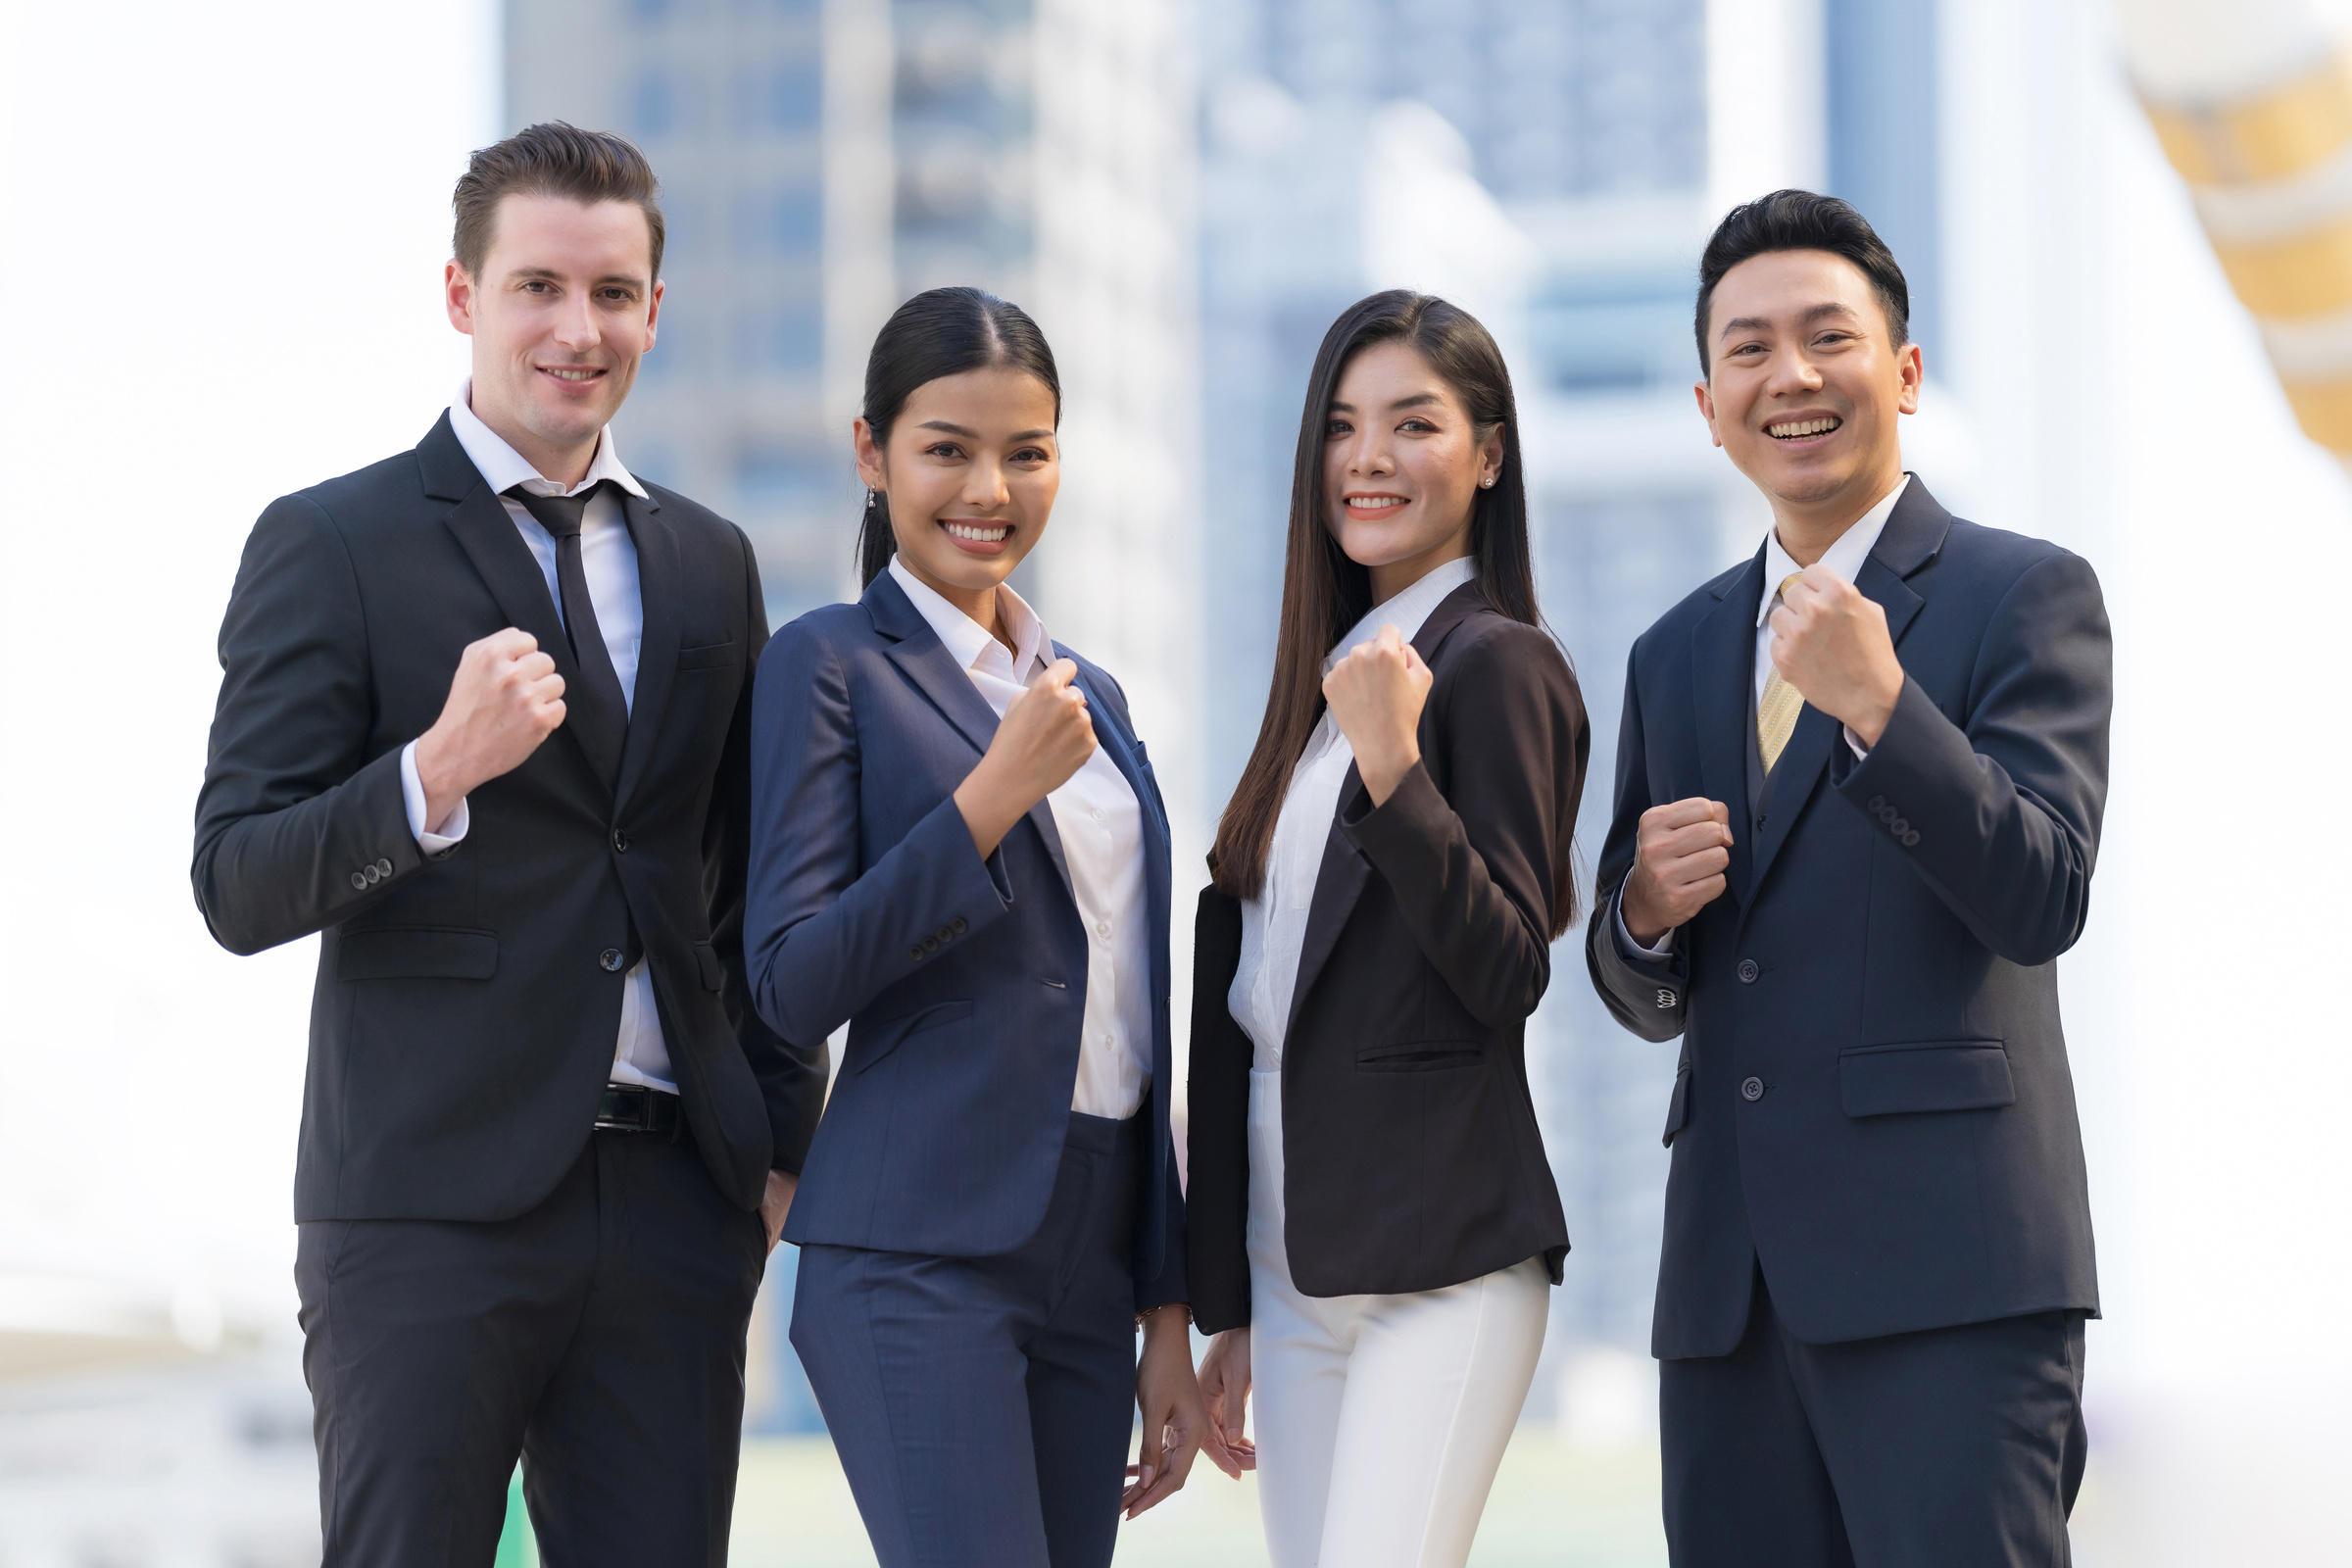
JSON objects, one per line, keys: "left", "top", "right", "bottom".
{"left": 0, "top": 0, "right": 501, "bottom": 1312}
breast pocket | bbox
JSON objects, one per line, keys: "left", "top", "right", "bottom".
{"left": 677, "top": 639, "right": 739, "bottom": 672}
{"left": 1839, "top": 1040, "right": 2015, "bottom": 1117}
{"left": 1354, "top": 1040, "right": 1484, "bottom": 1073}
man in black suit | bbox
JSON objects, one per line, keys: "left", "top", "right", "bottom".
{"left": 192, "top": 122, "right": 824, "bottom": 1564}
{"left": 1587, "top": 190, "right": 2109, "bottom": 1565}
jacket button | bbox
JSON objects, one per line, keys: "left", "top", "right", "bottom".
{"left": 363, "top": 864, "right": 382, "bottom": 884}
{"left": 1866, "top": 795, "right": 1886, "bottom": 812}
{"left": 937, "top": 925, "right": 954, "bottom": 943}
{"left": 922, "top": 935, "right": 940, "bottom": 954}
{"left": 1654, "top": 987, "right": 1677, "bottom": 1009}
{"left": 1889, "top": 817, "right": 1909, "bottom": 837}
{"left": 599, "top": 949, "right": 624, "bottom": 972}
{"left": 908, "top": 945, "right": 924, "bottom": 961}
{"left": 951, "top": 916, "right": 967, "bottom": 935}
{"left": 612, "top": 829, "right": 630, "bottom": 853}
{"left": 1877, "top": 804, "right": 1898, "bottom": 824}
{"left": 1740, "top": 1076, "right": 1766, "bottom": 1102}
{"left": 349, "top": 871, "right": 368, "bottom": 891}
{"left": 1737, "top": 958, "right": 1760, "bottom": 984}
{"left": 1902, "top": 829, "right": 1921, "bottom": 847}
{"left": 375, "top": 858, "right": 393, "bottom": 876}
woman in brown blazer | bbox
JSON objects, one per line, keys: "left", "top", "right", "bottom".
{"left": 1187, "top": 291, "right": 1588, "bottom": 1568}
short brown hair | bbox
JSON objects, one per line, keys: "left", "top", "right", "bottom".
{"left": 452, "top": 122, "right": 665, "bottom": 281}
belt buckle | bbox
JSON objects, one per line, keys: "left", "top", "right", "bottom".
{"left": 597, "top": 1085, "right": 647, "bottom": 1133}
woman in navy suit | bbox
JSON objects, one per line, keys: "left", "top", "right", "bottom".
{"left": 743, "top": 287, "right": 1215, "bottom": 1568}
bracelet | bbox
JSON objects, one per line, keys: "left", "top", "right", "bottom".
{"left": 1135, "top": 1302, "right": 1192, "bottom": 1331}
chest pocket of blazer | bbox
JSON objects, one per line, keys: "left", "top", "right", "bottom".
{"left": 338, "top": 927, "right": 499, "bottom": 981}
{"left": 1839, "top": 1040, "right": 2015, "bottom": 1117}
{"left": 677, "top": 639, "right": 738, "bottom": 671}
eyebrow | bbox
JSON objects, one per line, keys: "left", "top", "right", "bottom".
{"left": 508, "top": 266, "right": 645, "bottom": 288}
{"left": 1328, "top": 393, "right": 1445, "bottom": 414}
{"left": 914, "top": 420, "right": 1056, "bottom": 442}
{"left": 1718, "top": 301, "right": 1861, "bottom": 341}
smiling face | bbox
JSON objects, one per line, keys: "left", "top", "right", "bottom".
{"left": 446, "top": 193, "right": 662, "bottom": 485}
{"left": 1321, "top": 340, "right": 1504, "bottom": 602}
{"left": 1695, "top": 248, "right": 1921, "bottom": 532}
{"left": 855, "top": 364, "right": 1060, "bottom": 621}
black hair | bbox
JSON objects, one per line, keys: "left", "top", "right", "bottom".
{"left": 1694, "top": 189, "right": 1910, "bottom": 375}
{"left": 856, "top": 286, "right": 1062, "bottom": 586}
{"left": 1211, "top": 289, "right": 1581, "bottom": 937}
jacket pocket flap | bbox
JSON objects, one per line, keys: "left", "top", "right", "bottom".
{"left": 1839, "top": 1040, "right": 2014, "bottom": 1117}
{"left": 1354, "top": 1040, "right": 1483, "bottom": 1072}
{"left": 853, "top": 999, "right": 974, "bottom": 1074}
{"left": 693, "top": 942, "right": 725, "bottom": 994}
{"left": 1662, "top": 1065, "right": 1691, "bottom": 1147}
{"left": 337, "top": 927, "right": 498, "bottom": 982}
{"left": 677, "top": 639, "right": 739, "bottom": 670}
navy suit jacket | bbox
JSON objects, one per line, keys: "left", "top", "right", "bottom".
{"left": 1588, "top": 478, "right": 2107, "bottom": 1359}
{"left": 746, "top": 571, "right": 1186, "bottom": 1309}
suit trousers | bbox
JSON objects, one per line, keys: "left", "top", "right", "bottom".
{"left": 294, "top": 1127, "right": 769, "bottom": 1567}
{"left": 1246, "top": 1070, "right": 1550, "bottom": 1568}
{"left": 1659, "top": 1268, "right": 2087, "bottom": 1568}
{"left": 791, "top": 1111, "right": 1143, "bottom": 1568}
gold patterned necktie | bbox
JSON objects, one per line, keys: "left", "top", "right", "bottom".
{"left": 1756, "top": 572, "right": 1805, "bottom": 772}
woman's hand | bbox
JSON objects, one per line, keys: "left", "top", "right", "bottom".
{"left": 1197, "top": 1327, "right": 1254, "bottom": 1475}
{"left": 1125, "top": 1305, "right": 1214, "bottom": 1517}
{"left": 953, "top": 659, "right": 1097, "bottom": 858}
{"left": 1321, "top": 623, "right": 1433, "bottom": 805}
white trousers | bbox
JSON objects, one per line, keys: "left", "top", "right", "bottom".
{"left": 1246, "top": 1070, "right": 1550, "bottom": 1568}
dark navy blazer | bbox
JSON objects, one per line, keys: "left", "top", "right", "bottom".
{"left": 1587, "top": 478, "right": 2108, "bottom": 1359}
{"left": 746, "top": 570, "right": 1185, "bottom": 1309}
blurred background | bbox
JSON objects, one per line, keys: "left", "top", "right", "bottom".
{"left": 3, "top": 0, "right": 2350, "bottom": 1561}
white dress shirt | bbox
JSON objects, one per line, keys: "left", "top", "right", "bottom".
{"left": 886, "top": 558, "right": 1154, "bottom": 1120}
{"left": 1616, "top": 474, "right": 1909, "bottom": 961}
{"left": 397, "top": 379, "right": 677, "bottom": 1093}
{"left": 1229, "top": 556, "right": 1477, "bottom": 1071}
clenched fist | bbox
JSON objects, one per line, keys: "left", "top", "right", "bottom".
{"left": 955, "top": 658, "right": 1097, "bottom": 858}
{"left": 413, "top": 628, "right": 566, "bottom": 831}
{"left": 1322, "top": 623, "right": 1432, "bottom": 805}
{"left": 1768, "top": 565, "right": 1903, "bottom": 747}
{"left": 1620, "top": 798, "right": 1734, "bottom": 947}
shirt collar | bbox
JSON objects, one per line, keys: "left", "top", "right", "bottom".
{"left": 887, "top": 556, "right": 1051, "bottom": 678}
{"left": 448, "top": 377, "right": 649, "bottom": 501}
{"left": 1326, "top": 555, "right": 1479, "bottom": 672}
{"left": 1757, "top": 473, "right": 1910, "bottom": 627}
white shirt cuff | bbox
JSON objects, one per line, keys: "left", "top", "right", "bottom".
{"left": 1613, "top": 884, "right": 1676, "bottom": 959}
{"left": 1843, "top": 724, "right": 1871, "bottom": 760}
{"left": 400, "top": 740, "right": 469, "bottom": 855}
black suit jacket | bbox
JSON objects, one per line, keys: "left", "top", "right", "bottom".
{"left": 192, "top": 413, "right": 825, "bottom": 1222}
{"left": 1188, "top": 585, "right": 1589, "bottom": 1333}
{"left": 1587, "top": 478, "right": 2108, "bottom": 1359}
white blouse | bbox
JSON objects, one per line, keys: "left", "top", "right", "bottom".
{"left": 1229, "top": 557, "right": 1478, "bottom": 1071}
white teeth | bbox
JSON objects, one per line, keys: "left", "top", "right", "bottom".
{"left": 1768, "top": 416, "right": 1839, "bottom": 438}
{"left": 945, "top": 521, "right": 1009, "bottom": 542}
{"left": 1349, "top": 495, "right": 1406, "bottom": 508}
{"left": 545, "top": 368, "right": 598, "bottom": 381}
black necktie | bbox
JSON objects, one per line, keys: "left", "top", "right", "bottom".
{"left": 506, "top": 483, "right": 629, "bottom": 790}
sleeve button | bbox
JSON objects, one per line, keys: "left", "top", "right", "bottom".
{"left": 908, "top": 946, "right": 925, "bottom": 961}
{"left": 951, "top": 917, "right": 967, "bottom": 935}
{"left": 1902, "top": 829, "right": 1921, "bottom": 847}
{"left": 375, "top": 858, "right": 393, "bottom": 876}
{"left": 349, "top": 871, "right": 368, "bottom": 891}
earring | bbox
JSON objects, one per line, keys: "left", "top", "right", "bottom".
{"left": 1480, "top": 476, "right": 1496, "bottom": 489}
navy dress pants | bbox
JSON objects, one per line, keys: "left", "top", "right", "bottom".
{"left": 294, "top": 1129, "right": 768, "bottom": 1567}
{"left": 1660, "top": 1269, "right": 2088, "bottom": 1568}
{"left": 792, "top": 1112, "right": 1143, "bottom": 1568}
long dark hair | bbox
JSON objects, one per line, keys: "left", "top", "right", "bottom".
{"left": 1210, "top": 289, "right": 1577, "bottom": 936}
{"left": 856, "top": 286, "right": 1062, "bottom": 586}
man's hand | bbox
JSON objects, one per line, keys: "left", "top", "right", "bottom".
{"left": 1197, "top": 1327, "right": 1254, "bottom": 1477}
{"left": 1322, "top": 624, "right": 1433, "bottom": 805}
{"left": 413, "top": 629, "right": 565, "bottom": 832}
{"left": 760, "top": 1170, "right": 797, "bottom": 1254}
{"left": 1125, "top": 1306, "right": 1211, "bottom": 1518}
{"left": 1621, "top": 798, "right": 1734, "bottom": 947}
{"left": 1768, "top": 565, "right": 1903, "bottom": 747}
{"left": 954, "top": 659, "right": 1096, "bottom": 859}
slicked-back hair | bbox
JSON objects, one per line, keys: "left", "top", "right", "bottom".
{"left": 1695, "top": 189, "right": 1909, "bottom": 375}
{"left": 856, "top": 287, "right": 1062, "bottom": 586}
{"left": 453, "top": 122, "right": 665, "bottom": 281}
{"left": 1210, "top": 289, "right": 1581, "bottom": 938}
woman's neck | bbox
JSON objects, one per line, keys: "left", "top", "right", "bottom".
{"left": 1369, "top": 538, "right": 1473, "bottom": 605}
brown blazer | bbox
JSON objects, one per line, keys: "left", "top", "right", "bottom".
{"left": 1187, "top": 583, "right": 1589, "bottom": 1332}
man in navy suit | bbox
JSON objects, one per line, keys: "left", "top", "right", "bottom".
{"left": 1587, "top": 190, "right": 2109, "bottom": 1564}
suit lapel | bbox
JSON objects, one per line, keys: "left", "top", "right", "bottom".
{"left": 1742, "top": 480, "right": 1941, "bottom": 906}
{"left": 869, "top": 574, "right": 1071, "bottom": 896}
{"left": 1693, "top": 552, "right": 1762, "bottom": 902}
{"left": 1073, "top": 662, "right": 1170, "bottom": 1013}
{"left": 1284, "top": 580, "right": 1487, "bottom": 1040}
{"left": 613, "top": 488, "right": 680, "bottom": 812}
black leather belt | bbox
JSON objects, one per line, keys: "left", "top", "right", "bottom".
{"left": 595, "top": 1084, "right": 683, "bottom": 1137}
